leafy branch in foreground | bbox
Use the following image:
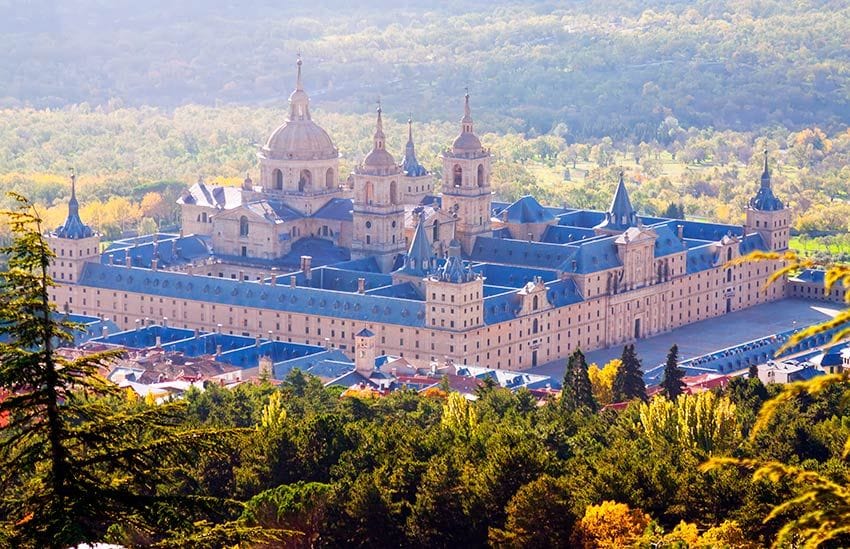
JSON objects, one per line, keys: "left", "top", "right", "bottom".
{"left": 0, "top": 193, "right": 264, "bottom": 548}
{"left": 730, "top": 250, "right": 850, "bottom": 354}
{"left": 702, "top": 373, "right": 850, "bottom": 548}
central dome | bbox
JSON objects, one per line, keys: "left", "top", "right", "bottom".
{"left": 260, "top": 57, "right": 338, "bottom": 161}
{"left": 263, "top": 120, "right": 338, "bottom": 161}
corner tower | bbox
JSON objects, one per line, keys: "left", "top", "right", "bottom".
{"left": 424, "top": 240, "right": 484, "bottom": 333}
{"left": 441, "top": 91, "right": 492, "bottom": 255}
{"left": 351, "top": 105, "right": 406, "bottom": 272}
{"left": 47, "top": 171, "right": 100, "bottom": 284}
{"left": 745, "top": 150, "right": 790, "bottom": 251}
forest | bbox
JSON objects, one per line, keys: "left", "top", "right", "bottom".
{"left": 2, "top": 200, "right": 850, "bottom": 547}
{"left": 1, "top": 0, "right": 849, "bottom": 138}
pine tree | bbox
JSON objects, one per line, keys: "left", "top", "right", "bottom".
{"left": 661, "top": 344, "right": 685, "bottom": 400}
{"left": 0, "top": 195, "right": 269, "bottom": 548}
{"left": 561, "top": 349, "right": 597, "bottom": 412}
{"left": 612, "top": 344, "right": 647, "bottom": 403}
{"left": 748, "top": 363, "right": 759, "bottom": 380}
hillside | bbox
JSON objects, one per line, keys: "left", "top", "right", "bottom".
{"left": 1, "top": 0, "right": 849, "bottom": 137}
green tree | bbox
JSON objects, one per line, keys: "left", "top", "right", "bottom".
{"left": 561, "top": 349, "right": 598, "bottom": 412}
{"left": 0, "top": 194, "right": 257, "bottom": 548}
{"left": 489, "top": 475, "right": 577, "bottom": 548}
{"left": 660, "top": 344, "right": 685, "bottom": 401}
{"left": 612, "top": 344, "right": 647, "bottom": 403}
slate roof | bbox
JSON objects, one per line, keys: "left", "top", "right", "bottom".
{"left": 750, "top": 150, "right": 784, "bottom": 211}
{"left": 313, "top": 198, "right": 354, "bottom": 221}
{"left": 595, "top": 172, "right": 638, "bottom": 231}
{"left": 501, "top": 195, "right": 555, "bottom": 224}
{"left": 78, "top": 263, "right": 427, "bottom": 327}
{"left": 401, "top": 119, "right": 428, "bottom": 177}
{"left": 246, "top": 200, "right": 304, "bottom": 223}
{"left": 178, "top": 182, "right": 243, "bottom": 209}
{"left": 103, "top": 235, "right": 211, "bottom": 268}
{"left": 396, "top": 212, "right": 434, "bottom": 277}
{"left": 54, "top": 177, "right": 95, "bottom": 239}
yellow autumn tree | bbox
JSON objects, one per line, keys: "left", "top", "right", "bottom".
{"left": 574, "top": 500, "right": 650, "bottom": 548}
{"left": 139, "top": 191, "right": 169, "bottom": 222}
{"left": 260, "top": 391, "right": 287, "bottom": 432}
{"left": 639, "top": 391, "right": 740, "bottom": 455}
{"left": 441, "top": 392, "right": 478, "bottom": 440}
{"left": 588, "top": 359, "right": 620, "bottom": 405}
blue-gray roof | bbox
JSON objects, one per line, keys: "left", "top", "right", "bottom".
{"left": 501, "top": 195, "right": 555, "bottom": 224}
{"left": 401, "top": 120, "right": 428, "bottom": 177}
{"left": 595, "top": 173, "right": 638, "bottom": 231}
{"left": 750, "top": 151, "right": 784, "bottom": 212}
{"left": 78, "top": 263, "right": 426, "bottom": 327}
{"left": 54, "top": 180, "right": 94, "bottom": 239}
{"left": 103, "top": 235, "right": 211, "bottom": 268}
{"left": 396, "top": 213, "right": 434, "bottom": 277}
{"left": 313, "top": 198, "right": 354, "bottom": 221}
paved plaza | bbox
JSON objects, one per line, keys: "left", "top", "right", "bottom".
{"left": 529, "top": 298, "right": 843, "bottom": 379}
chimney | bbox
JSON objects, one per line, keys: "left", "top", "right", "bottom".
{"left": 151, "top": 258, "right": 158, "bottom": 271}
{"left": 155, "top": 335, "right": 162, "bottom": 348}
{"left": 162, "top": 317, "right": 168, "bottom": 327}
{"left": 290, "top": 275, "right": 297, "bottom": 288}
{"left": 135, "top": 319, "right": 141, "bottom": 331}
{"left": 255, "top": 335, "right": 261, "bottom": 347}
{"left": 215, "top": 344, "right": 222, "bottom": 357}
{"left": 126, "top": 255, "right": 132, "bottom": 268}
{"left": 258, "top": 275, "right": 264, "bottom": 285}
{"left": 108, "top": 254, "right": 114, "bottom": 265}
{"left": 528, "top": 232, "right": 533, "bottom": 242}
{"left": 677, "top": 224, "right": 684, "bottom": 240}
{"left": 270, "top": 275, "right": 276, "bottom": 286}
{"left": 238, "top": 270, "right": 244, "bottom": 282}
{"left": 194, "top": 328, "right": 200, "bottom": 339}
{"left": 216, "top": 323, "right": 222, "bottom": 334}
{"left": 301, "top": 255, "right": 312, "bottom": 279}
{"left": 101, "top": 325, "right": 109, "bottom": 338}
{"left": 357, "top": 277, "right": 366, "bottom": 294}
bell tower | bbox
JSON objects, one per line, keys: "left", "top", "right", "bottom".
{"left": 47, "top": 171, "right": 100, "bottom": 285}
{"left": 441, "top": 91, "right": 492, "bottom": 255}
{"left": 351, "top": 105, "right": 406, "bottom": 272}
{"left": 745, "top": 149, "right": 791, "bottom": 251}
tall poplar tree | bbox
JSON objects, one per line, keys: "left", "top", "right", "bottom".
{"left": 0, "top": 195, "right": 270, "bottom": 548}
{"left": 561, "top": 349, "right": 597, "bottom": 412}
{"left": 661, "top": 344, "right": 686, "bottom": 400}
{"left": 612, "top": 344, "right": 647, "bottom": 403}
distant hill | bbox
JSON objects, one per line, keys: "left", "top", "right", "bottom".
{"left": 0, "top": 0, "right": 848, "bottom": 138}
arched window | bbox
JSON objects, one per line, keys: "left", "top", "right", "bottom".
{"left": 326, "top": 168, "right": 335, "bottom": 190}
{"left": 532, "top": 318, "right": 539, "bottom": 334}
{"left": 390, "top": 180, "right": 398, "bottom": 205}
{"left": 532, "top": 295, "right": 539, "bottom": 310}
{"left": 453, "top": 164, "right": 462, "bottom": 187}
{"left": 298, "top": 169, "right": 312, "bottom": 192}
{"left": 726, "top": 247, "right": 732, "bottom": 262}
{"left": 239, "top": 216, "right": 249, "bottom": 237}
{"left": 364, "top": 181, "right": 374, "bottom": 205}
{"left": 726, "top": 268, "right": 732, "bottom": 283}
{"left": 273, "top": 169, "right": 283, "bottom": 190}
{"left": 433, "top": 220, "right": 440, "bottom": 242}
{"left": 477, "top": 164, "right": 485, "bottom": 187}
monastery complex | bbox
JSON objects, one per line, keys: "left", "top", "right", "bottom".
{"left": 48, "top": 58, "right": 797, "bottom": 372}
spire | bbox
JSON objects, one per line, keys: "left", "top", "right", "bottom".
{"left": 595, "top": 171, "right": 638, "bottom": 231}
{"left": 399, "top": 211, "right": 433, "bottom": 276}
{"left": 361, "top": 100, "right": 397, "bottom": 171}
{"left": 760, "top": 148, "right": 770, "bottom": 187}
{"left": 402, "top": 116, "right": 427, "bottom": 177}
{"left": 374, "top": 101, "right": 385, "bottom": 146}
{"left": 462, "top": 87, "right": 473, "bottom": 130}
{"left": 750, "top": 148, "right": 784, "bottom": 211}
{"left": 55, "top": 169, "right": 94, "bottom": 240}
{"left": 288, "top": 54, "right": 311, "bottom": 121}
{"left": 295, "top": 52, "right": 303, "bottom": 91}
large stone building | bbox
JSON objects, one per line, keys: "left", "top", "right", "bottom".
{"left": 47, "top": 59, "right": 800, "bottom": 372}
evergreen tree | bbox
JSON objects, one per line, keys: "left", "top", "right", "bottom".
{"left": 561, "top": 349, "right": 598, "bottom": 412}
{"left": 661, "top": 344, "right": 686, "bottom": 400}
{"left": 0, "top": 195, "right": 268, "bottom": 548}
{"left": 748, "top": 363, "right": 759, "bottom": 380}
{"left": 612, "top": 344, "right": 647, "bottom": 403}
